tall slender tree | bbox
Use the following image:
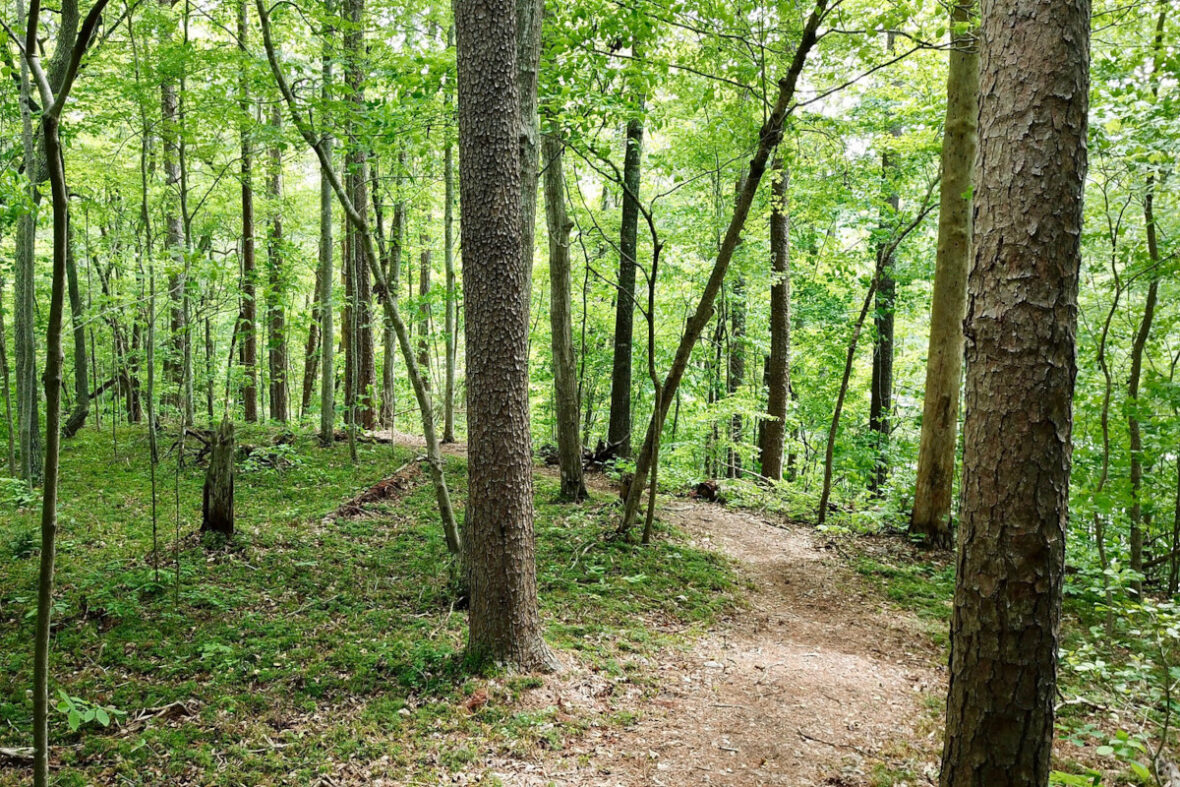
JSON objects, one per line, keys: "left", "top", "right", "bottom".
{"left": 266, "top": 104, "right": 288, "bottom": 422}
{"left": 237, "top": 0, "right": 259, "bottom": 422}
{"left": 910, "top": 0, "right": 978, "bottom": 547}
{"left": 939, "top": 0, "right": 1090, "bottom": 781}
{"left": 760, "top": 160, "right": 791, "bottom": 481}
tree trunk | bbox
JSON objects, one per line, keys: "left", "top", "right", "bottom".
{"left": 417, "top": 233, "right": 432, "bottom": 390}
{"left": 543, "top": 131, "right": 588, "bottom": 502}
{"left": 455, "top": 0, "right": 556, "bottom": 670}
{"left": 265, "top": 105, "right": 288, "bottom": 422}
{"left": 910, "top": 1, "right": 978, "bottom": 547}
{"left": 201, "top": 416, "right": 235, "bottom": 536}
{"left": 302, "top": 268, "right": 323, "bottom": 418}
{"left": 1126, "top": 5, "right": 1167, "bottom": 593}
{"left": 160, "top": 0, "right": 187, "bottom": 421}
{"left": 342, "top": 0, "right": 375, "bottom": 429}
{"left": 727, "top": 274, "right": 746, "bottom": 478}
{"left": 606, "top": 112, "right": 644, "bottom": 459}
{"left": 938, "top": 0, "right": 1089, "bottom": 781}
{"left": 0, "top": 276, "right": 15, "bottom": 475}
{"left": 14, "top": 0, "right": 42, "bottom": 482}
{"left": 760, "top": 159, "right": 790, "bottom": 481}
{"left": 618, "top": 0, "right": 827, "bottom": 534}
{"left": 316, "top": 7, "right": 335, "bottom": 443}
{"left": 444, "top": 88, "right": 458, "bottom": 442}
{"left": 237, "top": 0, "right": 258, "bottom": 422}
{"left": 62, "top": 216, "right": 90, "bottom": 438}
{"left": 869, "top": 51, "right": 899, "bottom": 496}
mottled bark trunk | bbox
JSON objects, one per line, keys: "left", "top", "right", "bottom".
{"left": 160, "top": 11, "right": 187, "bottom": 420}
{"left": 201, "top": 416, "right": 234, "bottom": 536}
{"left": 727, "top": 275, "right": 745, "bottom": 478}
{"left": 417, "top": 234, "right": 432, "bottom": 390}
{"left": 939, "top": 0, "right": 1089, "bottom": 782}
{"left": 869, "top": 101, "right": 899, "bottom": 496}
{"left": 266, "top": 105, "right": 288, "bottom": 422}
{"left": 760, "top": 160, "right": 790, "bottom": 481}
{"left": 543, "top": 131, "right": 587, "bottom": 501}
{"left": 14, "top": 0, "right": 41, "bottom": 482}
{"left": 444, "top": 111, "right": 457, "bottom": 442}
{"left": 606, "top": 113, "right": 644, "bottom": 459}
{"left": 456, "top": 0, "right": 556, "bottom": 670}
{"left": 0, "top": 276, "right": 15, "bottom": 475}
{"left": 301, "top": 269, "right": 323, "bottom": 417}
{"left": 317, "top": 1, "right": 335, "bottom": 444}
{"left": 62, "top": 216, "right": 90, "bottom": 437}
{"left": 911, "top": 2, "right": 978, "bottom": 548}
{"left": 237, "top": 0, "right": 258, "bottom": 422}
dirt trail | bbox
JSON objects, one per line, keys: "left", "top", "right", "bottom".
{"left": 494, "top": 497, "right": 945, "bottom": 786}
{"left": 383, "top": 436, "right": 945, "bottom": 784}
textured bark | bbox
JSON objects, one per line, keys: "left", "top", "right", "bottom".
{"left": 606, "top": 113, "right": 644, "bottom": 459}
{"left": 727, "top": 272, "right": 746, "bottom": 478}
{"left": 417, "top": 233, "right": 432, "bottom": 390}
{"left": 517, "top": 0, "right": 541, "bottom": 276}
{"left": 911, "top": 1, "right": 978, "bottom": 547}
{"left": 301, "top": 268, "right": 323, "bottom": 417}
{"left": 543, "top": 132, "right": 588, "bottom": 502}
{"left": 619, "top": 0, "right": 827, "bottom": 535}
{"left": 760, "top": 160, "right": 791, "bottom": 481}
{"left": 316, "top": 2, "right": 335, "bottom": 443}
{"left": 14, "top": 0, "right": 41, "bottom": 482}
{"left": 869, "top": 45, "right": 899, "bottom": 496}
{"left": 0, "top": 276, "right": 15, "bottom": 475}
{"left": 343, "top": 0, "right": 376, "bottom": 429}
{"left": 201, "top": 416, "right": 235, "bottom": 536}
{"left": 939, "top": 0, "right": 1090, "bottom": 783}
{"left": 266, "top": 104, "right": 288, "bottom": 422}
{"left": 455, "top": 0, "right": 557, "bottom": 670}
{"left": 444, "top": 98, "right": 457, "bottom": 442}
{"left": 237, "top": 0, "right": 258, "bottom": 422}
{"left": 62, "top": 216, "right": 90, "bottom": 437}
{"left": 159, "top": 0, "right": 187, "bottom": 420}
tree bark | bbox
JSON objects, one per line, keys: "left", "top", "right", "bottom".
{"left": 444, "top": 79, "right": 458, "bottom": 442}
{"left": 760, "top": 160, "right": 790, "bottom": 481}
{"left": 543, "top": 131, "right": 588, "bottom": 502}
{"left": 159, "top": 0, "right": 188, "bottom": 421}
{"left": 237, "top": 0, "right": 258, "bottom": 422}
{"left": 301, "top": 269, "right": 323, "bottom": 417}
{"left": 201, "top": 416, "right": 234, "bottom": 536}
{"left": 317, "top": 9, "right": 335, "bottom": 444}
{"left": 455, "top": 0, "right": 557, "bottom": 670}
{"left": 910, "top": 1, "right": 978, "bottom": 547}
{"left": 62, "top": 216, "right": 90, "bottom": 437}
{"left": 727, "top": 274, "right": 746, "bottom": 478}
{"left": 266, "top": 104, "right": 288, "bottom": 422}
{"left": 14, "top": 0, "right": 41, "bottom": 483}
{"left": 0, "top": 276, "right": 15, "bottom": 475}
{"left": 939, "top": 0, "right": 1090, "bottom": 782}
{"left": 606, "top": 112, "right": 644, "bottom": 459}
{"left": 417, "top": 232, "right": 432, "bottom": 390}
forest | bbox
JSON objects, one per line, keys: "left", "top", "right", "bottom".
{"left": 0, "top": 0, "right": 1176, "bottom": 783}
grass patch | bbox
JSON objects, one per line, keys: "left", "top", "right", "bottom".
{"left": 0, "top": 426, "right": 737, "bottom": 784}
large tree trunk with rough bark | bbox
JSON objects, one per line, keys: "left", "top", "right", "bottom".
{"left": 938, "top": 0, "right": 1090, "bottom": 782}
{"left": 543, "top": 131, "right": 588, "bottom": 502}
{"left": 910, "top": 1, "right": 978, "bottom": 547}
{"left": 760, "top": 160, "right": 791, "bottom": 481}
{"left": 455, "top": 0, "right": 556, "bottom": 670}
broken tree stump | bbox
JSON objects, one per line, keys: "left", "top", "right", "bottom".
{"left": 201, "top": 416, "right": 235, "bottom": 536}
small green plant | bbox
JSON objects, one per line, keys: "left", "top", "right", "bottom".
{"left": 55, "top": 689, "right": 125, "bottom": 732}
{"left": 0, "top": 476, "right": 36, "bottom": 508}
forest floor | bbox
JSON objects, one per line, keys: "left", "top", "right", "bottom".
{"left": 490, "top": 480, "right": 947, "bottom": 786}
{"left": 0, "top": 427, "right": 1131, "bottom": 785}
